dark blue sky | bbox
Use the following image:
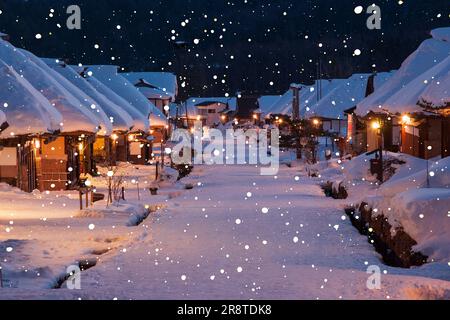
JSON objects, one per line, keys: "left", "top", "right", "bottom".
{"left": 0, "top": 0, "right": 448, "bottom": 99}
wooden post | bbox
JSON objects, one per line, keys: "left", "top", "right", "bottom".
{"left": 79, "top": 190, "right": 83, "bottom": 210}
{"left": 90, "top": 189, "right": 94, "bottom": 205}
{"left": 137, "top": 180, "right": 140, "bottom": 201}
{"left": 85, "top": 190, "right": 89, "bottom": 208}
{"left": 121, "top": 186, "right": 125, "bottom": 200}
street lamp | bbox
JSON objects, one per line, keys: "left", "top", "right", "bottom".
{"left": 371, "top": 120, "right": 381, "bottom": 130}
{"left": 401, "top": 114, "right": 411, "bottom": 125}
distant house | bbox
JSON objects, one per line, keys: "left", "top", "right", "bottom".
{"left": 122, "top": 72, "right": 175, "bottom": 145}
{"left": 184, "top": 97, "right": 237, "bottom": 127}
{"left": 122, "top": 72, "right": 177, "bottom": 115}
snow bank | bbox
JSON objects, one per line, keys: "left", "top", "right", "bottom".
{"left": 379, "top": 156, "right": 450, "bottom": 196}
{"left": 43, "top": 59, "right": 134, "bottom": 132}
{"left": 0, "top": 40, "right": 100, "bottom": 133}
{"left": 336, "top": 152, "right": 450, "bottom": 262}
{"left": 368, "top": 188, "right": 450, "bottom": 261}
{"left": 0, "top": 60, "right": 62, "bottom": 137}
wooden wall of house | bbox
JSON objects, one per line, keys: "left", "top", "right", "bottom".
{"left": 127, "top": 140, "right": 150, "bottom": 165}
{"left": 0, "top": 138, "right": 37, "bottom": 192}
{"left": 115, "top": 134, "right": 128, "bottom": 162}
{"left": 366, "top": 124, "right": 380, "bottom": 152}
{"left": 37, "top": 136, "right": 68, "bottom": 191}
{"left": 401, "top": 118, "right": 442, "bottom": 159}
{"left": 0, "top": 145, "right": 18, "bottom": 186}
{"left": 401, "top": 126, "right": 420, "bottom": 158}
{"left": 442, "top": 117, "right": 450, "bottom": 158}
{"left": 93, "top": 136, "right": 108, "bottom": 163}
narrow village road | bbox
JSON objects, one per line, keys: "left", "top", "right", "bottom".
{"left": 70, "top": 163, "right": 450, "bottom": 299}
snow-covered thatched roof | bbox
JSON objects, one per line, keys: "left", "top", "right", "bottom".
{"left": 257, "top": 95, "right": 282, "bottom": 114}
{"left": 25, "top": 54, "right": 113, "bottom": 136}
{"left": 122, "top": 72, "right": 177, "bottom": 100}
{"left": 87, "top": 66, "right": 169, "bottom": 128}
{"left": 0, "top": 39, "right": 100, "bottom": 133}
{"left": 265, "top": 79, "right": 346, "bottom": 118}
{"left": 380, "top": 55, "right": 450, "bottom": 116}
{"left": 43, "top": 59, "right": 134, "bottom": 132}
{"left": 305, "top": 72, "right": 394, "bottom": 120}
{"left": 0, "top": 60, "right": 63, "bottom": 137}
{"left": 70, "top": 65, "right": 150, "bottom": 132}
{"left": 356, "top": 27, "right": 450, "bottom": 116}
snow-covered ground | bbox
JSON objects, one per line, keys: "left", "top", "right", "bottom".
{"left": 1, "top": 151, "right": 449, "bottom": 300}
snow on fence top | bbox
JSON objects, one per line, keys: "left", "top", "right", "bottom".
{"left": 71, "top": 65, "right": 149, "bottom": 132}
{"left": 0, "top": 60, "right": 63, "bottom": 137}
{"left": 356, "top": 27, "right": 450, "bottom": 116}
{"left": 122, "top": 72, "right": 177, "bottom": 100}
{"left": 0, "top": 40, "right": 100, "bottom": 133}
{"left": 43, "top": 59, "right": 134, "bottom": 132}
{"left": 27, "top": 54, "right": 113, "bottom": 136}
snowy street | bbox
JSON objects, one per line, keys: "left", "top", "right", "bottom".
{"left": 3, "top": 157, "right": 448, "bottom": 300}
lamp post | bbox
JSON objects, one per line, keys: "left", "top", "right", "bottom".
{"left": 107, "top": 169, "right": 114, "bottom": 206}
{"left": 371, "top": 119, "right": 383, "bottom": 182}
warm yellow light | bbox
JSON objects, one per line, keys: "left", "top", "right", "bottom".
{"left": 221, "top": 115, "right": 226, "bottom": 120}
{"left": 253, "top": 114, "right": 258, "bottom": 120}
{"left": 128, "top": 134, "right": 135, "bottom": 142}
{"left": 278, "top": 118, "right": 283, "bottom": 124}
{"left": 371, "top": 121, "right": 381, "bottom": 130}
{"left": 34, "top": 139, "right": 40, "bottom": 149}
{"left": 107, "top": 170, "right": 114, "bottom": 177}
{"left": 78, "top": 142, "right": 84, "bottom": 152}
{"left": 312, "top": 119, "right": 320, "bottom": 125}
{"left": 401, "top": 114, "right": 411, "bottom": 125}
{"left": 196, "top": 115, "right": 201, "bottom": 121}
{"left": 111, "top": 133, "right": 119, "bottom": 141}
